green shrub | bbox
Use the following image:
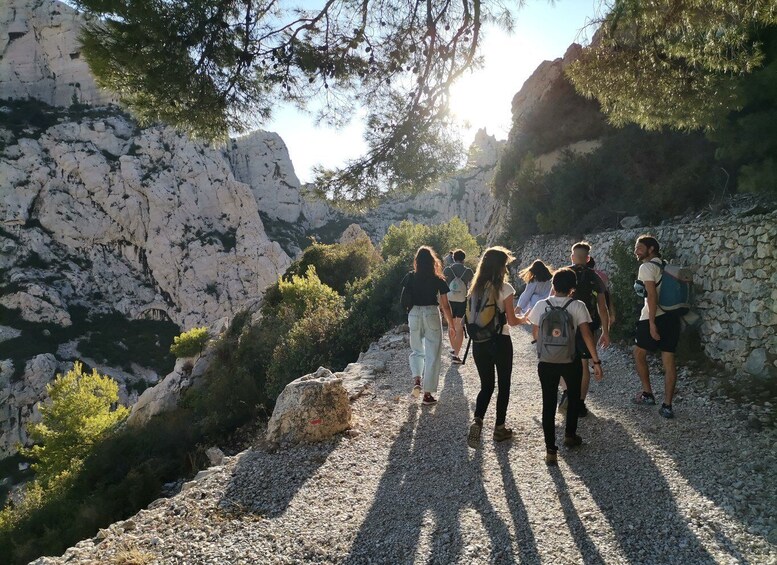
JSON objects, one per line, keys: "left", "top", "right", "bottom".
{"left": 170, "top": 326, "right": 209, "bottom": 358}
{"left": 266, "top": 305, "right": 347, "bottom": 398}
{"left": 22, "top": 362, "right": 129, "bottom": 486}
{"left": 499, "top": 126, "right": 720, "bottom": 248}
{"left": 0, "top": 408, "right": 202, "bottom": 565}
{"left": 275, "top": 266, "right": 344, "bottom": 317}
{"left": 380, "top": 217, "right": 480, "bottom": 267}
{"left": 285, "top": 238, "right": 382, "bottom": 295}
{"left": 608, "top": 239, "right": 643, "bottom": 342}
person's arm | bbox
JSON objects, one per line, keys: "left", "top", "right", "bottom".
{"left": 579, "top": 322, "right": 604, "bottom": 381}
{"left": 645, "top": 280, "right": 661, "bottom": 341}
{"left": 503, "top": 294, "right": 522, "bottom": 326}
{"left": 439, "top": 294, "right": 456, "bottom": 330}
{"left": 516, "top": 282, "right": 533, "bottom": 313}
{"left": 608, "top": 293, "right": 616, "bottom": 327}
{"left": 597, "top": 291, "right": 611, "bottom": 347}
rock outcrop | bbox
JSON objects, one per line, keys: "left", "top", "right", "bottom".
{"left": 0, "top": 0, "right": 113, "bottom": 106}
{"left": 265, "top": 367, "right": 352, "bottom": 445}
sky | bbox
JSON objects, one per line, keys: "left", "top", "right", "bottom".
{"left": 262, "top": 0, "right": 604, "bottom": 183}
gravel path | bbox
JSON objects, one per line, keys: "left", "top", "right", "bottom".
{"left": 36, "top": 327, "right": 777, "bottom": 565}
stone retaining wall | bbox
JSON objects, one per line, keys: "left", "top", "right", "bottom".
{"left": 513, "top": 210, "right": 777, "bottom": 377}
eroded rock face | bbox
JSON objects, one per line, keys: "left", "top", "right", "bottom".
{"left": 0, "top": 354, "right": 58, "bottom": 453}
{"left": 0, "top": 0, "right": 113, "bottom": 106}
{"left": 266, "top": 367, "right": 352, "bottom": 445}
{"left": 2, "top": 115, "right": 291, "bottom": 330}
{"left": 346, "top": 129, "right": 507, "bottom": 243}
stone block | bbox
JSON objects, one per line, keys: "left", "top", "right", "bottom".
{"left": 266, "top": 367, "right": 352, "bottom": 445}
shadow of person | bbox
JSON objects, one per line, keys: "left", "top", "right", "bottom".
{"left": 218, "top": 436, "right": 341, "bottom": 518}
{"left": 345, "top": 366, "right": 522, "bottom": 564}
{"left": 545, "top": 465, "right": 607, "bottom": 565}
{"left": 584, "top": 371, "right": 768, "bottom": 562}
{"left": 563, "top": 416, "right": 717, "bottom": 564}
{"left": 494, "top": 447, "right": 542, "bottom": 564}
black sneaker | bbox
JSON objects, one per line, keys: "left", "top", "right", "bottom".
{"left": 659, "top": 404, "right": 674, "bottom": 419}
{"left": 578, "top": 401, "right": 589, "bottom": 417}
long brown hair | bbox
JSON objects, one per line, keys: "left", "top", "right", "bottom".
{"left": 519, "top": 259, "right": 552, "bottom": 283}
{"left": 470, "top": 246, "right": 514, "bottom": 296}
{"left": 413, "top": 246, "right": 444, "bottom": 280}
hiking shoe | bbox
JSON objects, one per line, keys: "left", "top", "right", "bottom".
{"left": 412, "top": 377, "right": 421, "bottom": 398}
{"left": 659, "top": 404, "right": 674, "bottom": 419}
{"left": 633, "top": 391, "right": 656, "bottom": 405}
{"left": 422, "top": 393, "right": 438, "bottom": 405}
{"left": 493, "top": 426, "right": 514, "bottom": 442}
{"left": 545, "top": 448, "right": 558, "bottom": 466}
{"left": 558, "top": 390, "right": 568, "bottom": 413}
{"left": 563, "top": 434, "right": 583, "bottom": 448}
{"left": 578, "top": 401, "right": 589, "bottom": 417}
{"left": 467, "top": 419, "right": 482, "bottom": 449}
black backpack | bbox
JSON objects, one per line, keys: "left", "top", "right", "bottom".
{"left": 571, "top": 266, "right": 600, "bottom": 327}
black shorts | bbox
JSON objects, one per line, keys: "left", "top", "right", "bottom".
{"left": 635, "top": 312, "right": 681, "bottom": 353}
{"left": 575, "top": 321, "right": 601, "bottom": 360}
{"left": 450, "top": 301, "right": 466, "bottom": 319}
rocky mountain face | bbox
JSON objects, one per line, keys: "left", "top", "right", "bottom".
{"left": 0, "top": 0, "right": 112, "bottom": 107}
{"left": 493, "top": 42, "right": 610, "bottom": 198}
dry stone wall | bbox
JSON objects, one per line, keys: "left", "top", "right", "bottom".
{"left": 513, "top": 210, "right": 777, "bottom": 377}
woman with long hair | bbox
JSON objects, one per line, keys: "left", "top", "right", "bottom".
{"left": 400, "top": 246, "right": 457, "bottom": 405}
{"left": 467, "top": 246, "right": 523, "bottom": 447}
{"left": 516, "top": 259, "right": 553, "bottom": 316}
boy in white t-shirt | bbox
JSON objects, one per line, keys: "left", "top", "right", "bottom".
{"left": 529, "top": 268, "right": 604, "bottom": 465}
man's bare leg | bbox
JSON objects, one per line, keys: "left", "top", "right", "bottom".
{"left": 634, "top": 346, "right": 652, "bottom": 394}
{"left": 661, "top": 351, "right": 677, "bottom": 405}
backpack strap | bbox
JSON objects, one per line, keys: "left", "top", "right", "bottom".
{"left": 546, "top": 298, "right": 575, "bottom": 312}
{"left": 648, "top": 258, "right": 665, "bottom": 286}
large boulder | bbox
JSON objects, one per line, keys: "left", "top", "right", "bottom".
{"left": 266, "top": 367, "right": 352, "bottom": 445}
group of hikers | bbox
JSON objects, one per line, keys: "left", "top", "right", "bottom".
{"left": 400, "top": 235, "right": 681, "bottom": 465}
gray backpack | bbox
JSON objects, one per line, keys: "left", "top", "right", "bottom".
{"left": 536, "top": 298, "right": 576, "bottom": 363}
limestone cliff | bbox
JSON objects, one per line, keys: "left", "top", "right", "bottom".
{"left": 0, "top": 0, "right": 113, "bottom": 106}
{"left": 0, "top": 0, "right": 297, "bottom": 457}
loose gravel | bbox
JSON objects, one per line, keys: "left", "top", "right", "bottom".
{"left": 33, "top": 327, "right": 777, "bottom": 565}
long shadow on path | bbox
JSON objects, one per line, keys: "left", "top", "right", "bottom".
{"left": 564, "top": 416, "right": 717, "bottom": 564}
{"left": 345, "top": 367, "right": 531, "bottom": 564}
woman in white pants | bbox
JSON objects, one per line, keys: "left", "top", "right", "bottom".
{"left": 400, "top": 246, "right": 456, "bottom": 405}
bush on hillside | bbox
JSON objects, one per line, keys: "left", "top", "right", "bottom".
{"left": 500, "top": 126, "right": 720, "bottom": 248}
{"left": 285, "top": 237, "right": 382, "bottom": 295}
{"left": 266, "top": 306, "right": 347, "bottom": 398}
{"left": 380, "top": 217, "right": 480, "bottom": 267}
{"left": 170, "top": 326, "right": 209, "bottom": 358}
{"left": 22, "top": 362, "right": 129, "bottom": 485}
